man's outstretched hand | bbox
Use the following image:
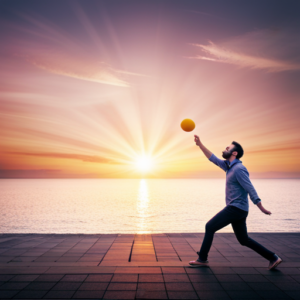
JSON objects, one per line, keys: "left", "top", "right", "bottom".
{"left": 194, "top": 136, "right": 212, "bottom": 159}
{"left": 194, "top": 135, "right": 201, "bottom": 146}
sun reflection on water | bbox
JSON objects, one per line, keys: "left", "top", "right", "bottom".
{"left": 137, "top": 179, "right": 150, "bottom": 233}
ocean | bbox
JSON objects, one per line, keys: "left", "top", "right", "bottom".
{"left": 0, "top": 179, "right": 299, "bottom": 234}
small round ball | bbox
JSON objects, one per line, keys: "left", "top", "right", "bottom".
{"left": 181, "top": 119, "right": 195, "bottom": 132}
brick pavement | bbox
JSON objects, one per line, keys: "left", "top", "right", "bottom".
{"left": 0, "top": 233, "right": 299, "bottom": 299}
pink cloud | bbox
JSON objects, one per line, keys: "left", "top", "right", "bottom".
{"left": 25, "top": 48, "right": 130, "bottom": 87}
{"left": 191, "top": 29, "right": 300, "bottom": 72}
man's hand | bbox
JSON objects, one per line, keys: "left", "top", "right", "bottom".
{"left": 194, "top": 135, "right": 201, "bottom": 146}
{"left": 257, "top": 202, "right": 271, "bottom": 215}
{"left": 194, "top": 135, "right": 212, "bottom": 159}
{"left": 262, "top": 209, "right": 272, "bottom": 215}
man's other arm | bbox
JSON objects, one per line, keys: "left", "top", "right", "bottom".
{"left": 235, "top": 167, "right": 260, "bottom": 204}
{"left": 235, "top": 167, "right": 271, "bottom": 215}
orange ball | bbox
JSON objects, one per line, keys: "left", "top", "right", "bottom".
{"left": 181, "top": 119, "right": 195, "bottom": 132}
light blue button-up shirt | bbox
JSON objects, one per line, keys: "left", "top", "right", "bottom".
{"left": 209, "top": 153, "right": 261, "bottom": 211}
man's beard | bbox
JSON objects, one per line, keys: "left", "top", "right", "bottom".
{"left": 222, "top": 150, "right": 233, "bottom": 159}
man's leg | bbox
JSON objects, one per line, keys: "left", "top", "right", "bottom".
{"left": 198, "top": 206, "right": 240, "bottom": 261}
{"left": 232, "top": 217, "right": 276, "bottom": 261}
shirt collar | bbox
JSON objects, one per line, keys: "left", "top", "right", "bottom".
{"left": 228, "top": 158, "right": 241, "bottom": 168}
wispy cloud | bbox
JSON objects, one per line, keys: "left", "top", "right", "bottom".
{"left": 190, "top": 29, "right": 300, "bottom": 72}
{"left": 25, "top": 49, "right": 130, "bottom": 87}
{"left": 246, "top": 145, "right": 300, "bottom": 154}
{"left": 116, "top": 70, "right": 149, "bottom": 77}
{"left": 8, "top": 152, "right": 121, "bottom": 164}
{"left": 1, "top": 13, "right": 133, "bottom": 87}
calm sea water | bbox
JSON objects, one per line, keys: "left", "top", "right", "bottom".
{"left": 0, "top": 179, "right": 299, "bottom": 234}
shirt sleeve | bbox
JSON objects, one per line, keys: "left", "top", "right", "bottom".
{"left": 209, "top": 153, "right": 229, "bottom": 172}
{"left": 235, "top": 167, "right": 261, "bottom": 205}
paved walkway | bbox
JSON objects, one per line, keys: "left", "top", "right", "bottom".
{"left": 0, "top": 233, "right": 299, "bottom": 299}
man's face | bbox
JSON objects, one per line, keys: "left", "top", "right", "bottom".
{"left": 222, "top": 144, "right": 236, "bottom": 159}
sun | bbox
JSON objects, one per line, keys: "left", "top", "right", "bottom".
{"left": 135, "top": 156, "right": 153, "bottom": 172}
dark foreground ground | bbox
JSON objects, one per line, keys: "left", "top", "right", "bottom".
{"left": 0, "top": 233, "right": 299, "bottom": 299}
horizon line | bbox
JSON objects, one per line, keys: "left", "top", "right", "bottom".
{"left": 1, "top": 177, "right": 299, "bottom": 179}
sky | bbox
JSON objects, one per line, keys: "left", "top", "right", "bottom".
{"left": 0, "top": 0, "right": 300, "bottom": 178}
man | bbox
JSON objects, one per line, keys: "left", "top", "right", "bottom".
{"left": 189, "top": 135, "right": 282, "bottom": 270}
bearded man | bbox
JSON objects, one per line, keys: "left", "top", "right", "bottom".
{"left": 189, "top": 135, "right": 282, "bottom": 270}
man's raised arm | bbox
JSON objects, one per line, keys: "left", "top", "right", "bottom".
{"left": 194, "top": 135, "right": 212, "bottom": 159}
{"left": 194, "top": 135, "right": 228, "bottom": 172}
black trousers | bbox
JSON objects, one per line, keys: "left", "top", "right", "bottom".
{"left": 199, "top": 205, "right": 275, "bottom": 261}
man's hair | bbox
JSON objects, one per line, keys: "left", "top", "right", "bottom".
{"left": 232, "top": 141, "right": 244, "bottom": 159}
